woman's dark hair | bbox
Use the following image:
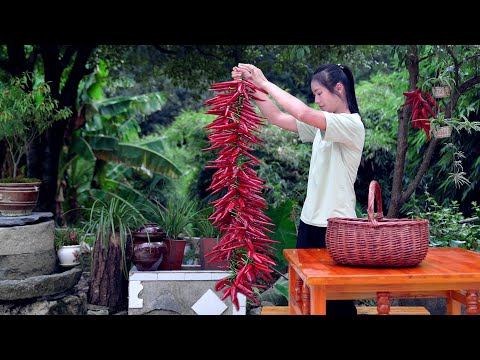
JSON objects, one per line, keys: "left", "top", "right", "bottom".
{"left": 312, "top": 63, "right": 360, "bottom": 115}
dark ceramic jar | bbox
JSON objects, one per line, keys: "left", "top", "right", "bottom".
{"left": 132, "top": 223, "right": 166, "bottom": 241}
{"left": 131, "top": 240, "right": 168, "bottom": 271}
{"left": 129, "top": 223, "right": 169, "bottom": 271}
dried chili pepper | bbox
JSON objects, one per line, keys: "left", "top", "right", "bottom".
{"left": 202, "top": 78, "right": 277, "bottom": 310}
{"left": 401, "top": 87, "right": 445, "bottom": 141}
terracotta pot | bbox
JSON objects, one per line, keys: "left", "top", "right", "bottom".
{"left": 199, "top": 237, "right": 228, "bottom": 270}
{"left": 158, "top": 238, "right": 187, "bottom": 270}
{"left": 0, "top": 181, "right": 41, "bottom": 216}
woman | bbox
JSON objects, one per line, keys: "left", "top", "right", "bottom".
{"left": 232, "top": 63, "right": 365, "bottom": 315}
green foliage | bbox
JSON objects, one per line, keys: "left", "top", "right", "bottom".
{"left": 191, "top": 206, "right": 219, "bottom": 238}
{"left": 0, "top": 72, "right": 72, "bottom": 178}
{"left": 145, "top": 195, "right": 200, "bottom": 240}
{"left": 258, "top": 276, "right": 288, "bottom": 306}
{"left": 431, "top": 113, "right": 480, "bottom": 134}
{"left": 273, "top": 276, "right": 289, "bottom": 301}
{"left": 153, "top": 110, "right": 217, "bottom": 199}
{"left": 0, "top": 177, "right": 41, "bottom": 183}
{"left": 89, "top": 136, "right": 181, "bottom": 179}
{"left": 59, "top": 61, "right": 181, "bottom": 220}
{"left": 440, "top": 142, "right": 470, "bottom": 188}
{"left": 54, "top": 227, "right": 85, "bottom": 250}
{"left": 264, "top": 199, "right": 298, "bottom": 270}
{"left": 407, "top": 192, "right": 480, "bottom": 251}
{"left": 82, "top": 196, "right": 147, "bottom": 277}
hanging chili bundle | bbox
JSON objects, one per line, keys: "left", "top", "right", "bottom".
{"left": 202, "top": 79, "right": 278, "bottom": 310}
{"left": 401, "top": 88, "right": 443, "bottom": 141}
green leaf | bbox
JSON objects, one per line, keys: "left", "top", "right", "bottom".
{"left": 296, "top": 47, "right": 305, "bottom": 59}
{"left": 138, "top": 138, "right": 165, "bottom": 152}
{"left": 88, "top": 135, "right": 118, "bottom": 151}
{"left": 95, "top": 143, "right": 181, "bottom": 178}
{"left": 87, "top": 81, "right": 105, "bottom": 101}
{"left": 103, "top": 178, "right": 150, "bottom": 203}
{"left": 71, "top": 134, "right": 95, "bottom": 161}
{"left": 273, "top": 276, "right": 289, "bottom": 300}
{"left": 265, "top": 199, "right": 297, "bottom": 269}
{"left": 94, "top": 92, "right": 166, "bottom": 118}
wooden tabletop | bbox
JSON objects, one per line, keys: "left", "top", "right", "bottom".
{"left": 283, "top": 247, "right": 480, "bottom": 287}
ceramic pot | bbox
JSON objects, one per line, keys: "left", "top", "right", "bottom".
{"left": 0, "top": 181, "right": 42, "bottom": 216}
{"left": 131, "top": 240, "right": 168, "bottom": 271}
{"left": 57, "top": 245, "right": 82, "bottom": 267}
{"left": 131, "top": 223, "right": 167, "bottom": 241}
{"left": 199, "top": 237, "right": 228, "bottom": 270}
{"left": 158, "top": 238, "right": 187, "bottom": 270}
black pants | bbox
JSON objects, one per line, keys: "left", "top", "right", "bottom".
{"left": 296, "top": 219, "right": 357, "bottom": 316}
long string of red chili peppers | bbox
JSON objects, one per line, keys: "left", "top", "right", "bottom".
{"left": 202, "top": 79, "right": 278, "bottom": 310}
{"left": 401, "top": 88, "right": 443, "bottom": 141}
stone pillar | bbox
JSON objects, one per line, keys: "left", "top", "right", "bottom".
{"left": 0, "top": 219, "right": 56, "bottom": 280}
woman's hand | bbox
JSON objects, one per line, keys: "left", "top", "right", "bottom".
{"left": 232, "top": 63, "right": 268, "bottom": 89}
{"left": 231, "top": 66, "right": 242, "bottom": 80}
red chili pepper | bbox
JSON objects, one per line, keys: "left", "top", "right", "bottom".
{"left": 203, "top": 79, "right": 279, "bottom": 307}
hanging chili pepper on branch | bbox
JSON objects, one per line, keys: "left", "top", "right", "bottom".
{"left": 202, "top": 78, "right": 278, "bottom": 310}
{"left": 401, "top": 87, "right": 443, "bottom": 141}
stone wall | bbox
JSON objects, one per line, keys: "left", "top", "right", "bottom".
{"left": 128, "top": 269, "right": 246, "bottom": 315}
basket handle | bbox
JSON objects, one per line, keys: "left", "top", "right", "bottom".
{"left": 367, "top": 180, "right": 384, "bottom": 226}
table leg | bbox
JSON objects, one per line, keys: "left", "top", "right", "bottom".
{"left": 302, "top": 282, "right": 310, "bottom": 315}
{"left": 447, "top": 291, "right": 462, "bottom": 315}
{"left": 288, "top": 265, "right": 298, "bottom": 314}
{"left": 309, "top": 286, "right": 327, "bottom": 315}
{"left": 294, "top": 277, "right": 303, "bottom": 303}
{"left": 376, "top": 292, "right": 391, "bottom": 315}
{"left": 465, "top": 289, "right": 479, "bottom": 315}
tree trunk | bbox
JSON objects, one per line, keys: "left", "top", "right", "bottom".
{"left": 388, "top": 109, "right": 409, "bottom": 218}
{"left": 88, "top": 232, "right": 129, "bottom": 313}
{"left": 387, "top": 45, "right": 419, "bottom": 218}
{"left": 25, "top": 45, "right": 95, "bottom": 215}
{"left": 28, "top": 119, "right": 69, "bottom": 213}
{"left": 0, "top": 141, "right": 6, "bottom": 178}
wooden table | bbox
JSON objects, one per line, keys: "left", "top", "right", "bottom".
{"left": 283, "top": 247, "right": 480, "bottom": 315}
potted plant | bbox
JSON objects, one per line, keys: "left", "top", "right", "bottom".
{"left": 0, "top": 72, "right": 72, "bottom": 216}
{"left": 430, "top": 112, "right": 453, "bottom": 139}
{"left": 82, "top": 196, "right": 146, "bottom": 312}
{"left": 192, "top": 207, "right": 227, "bottom": 270}
{"left": 54, "top": 227, "right": 84, "bottom": 267}
{"left": 431, "top": 113, "right": 480, "bottom": 139}
{"left": 146, "top": 195, "right": 200, "bottom": 270}
{"left": 422, "top": 70, "right": 456, "bottom": 99}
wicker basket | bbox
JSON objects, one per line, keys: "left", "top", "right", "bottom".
{"left": 326, "top": 181, "right": 429, "bottom": 267}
